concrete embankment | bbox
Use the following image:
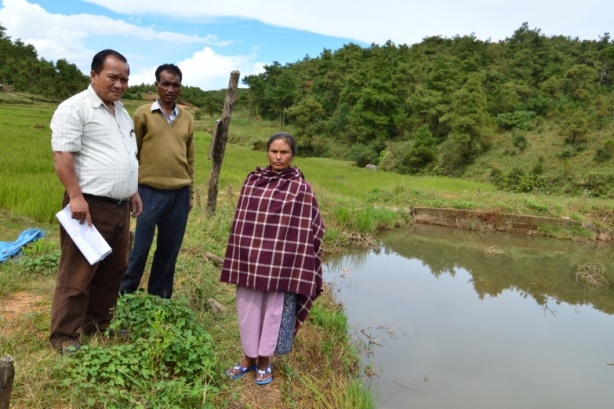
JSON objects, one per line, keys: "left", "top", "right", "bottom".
{"left": 409, "top": 207, "right": 611, "bottom": 241}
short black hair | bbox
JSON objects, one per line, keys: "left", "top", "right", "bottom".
{"left": 155, "top": 64, "right": 183, "bottom": 82}
{"left": 267, "top": 132, "right": 297, "bottom": 156}
{"left": 91, "top": 49, "right": 128, "bottom": 74}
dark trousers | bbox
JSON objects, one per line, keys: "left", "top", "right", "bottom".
{"left": 119, "top": 185, "right": 190, "bottom": 298}
{"left": 49, "top": 193, "right": 131, "bottom": 348}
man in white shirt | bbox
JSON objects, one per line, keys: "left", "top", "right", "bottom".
{"left": 49, "top": 49, "right": 142, "bottom": 353}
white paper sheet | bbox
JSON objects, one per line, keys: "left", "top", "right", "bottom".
{"left": 55, "top": 205, "right": 112, "bottom": 265}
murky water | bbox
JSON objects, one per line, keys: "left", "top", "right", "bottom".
{"left": 324, "top": 225, "right": 614, "bottom": 409}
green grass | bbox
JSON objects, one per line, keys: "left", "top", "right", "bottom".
{"left": 1, "top": 102, "right": 613, "bottom": 238}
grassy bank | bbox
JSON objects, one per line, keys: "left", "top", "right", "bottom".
{"left": 0, "top": 200, "right": 375, "bottom": 408}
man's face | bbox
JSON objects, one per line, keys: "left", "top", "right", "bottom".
{"left": 90, "top": 55, "right": 129, "bottom": 105}
{"left": 155, "top": 70, "right": 182, "bottom": 105}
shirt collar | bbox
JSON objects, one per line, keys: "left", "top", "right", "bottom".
{"left": 87, "top": 84, "right": 124, "bottom": 109}
{"left": 151, "top": 99, "right": 179, "bottom": 117}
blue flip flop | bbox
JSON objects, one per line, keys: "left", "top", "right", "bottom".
{"left": 255, "top": 365, "right": 273, "bottom": 385}
{"left": 225, "top": 363, "right": 258, "bottom": 380}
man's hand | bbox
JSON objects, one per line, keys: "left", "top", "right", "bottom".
{"left": 130, "top": 191, "right": 143, "bottom": 217}
{"left": 69, "top": 195, "right": 92, "bottom": 226}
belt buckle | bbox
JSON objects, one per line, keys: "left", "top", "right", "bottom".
{"left": 117, "top": 197, "right": 129, "bottom": 205}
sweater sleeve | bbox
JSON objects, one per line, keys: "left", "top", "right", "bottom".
{"left": 185, "top": 110, "right": 196, "bottom": 197}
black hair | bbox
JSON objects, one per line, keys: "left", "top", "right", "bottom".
{"left": 155, "top": 64, "right": 183, "bottom": 82}
{"left": 91, "top": 49, "right": 128, "bottom": 74}
{"left": 267, "top": 132, "right": 297, "bottom": 156}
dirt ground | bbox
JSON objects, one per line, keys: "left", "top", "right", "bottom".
{"left": 0, "top": 291, "right": 45, "bottom": 324}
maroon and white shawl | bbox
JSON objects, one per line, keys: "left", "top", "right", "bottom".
{"left": 220, "top": 166, "right": 324, "bottom": 332}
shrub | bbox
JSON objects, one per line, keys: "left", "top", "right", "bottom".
{"left": 495, "top": 110, "right": 536, "bottom": 130}
{"left": 490, "top": 166, "right": 544, "bottom": 193}
{"left": 593, "top": 139, "right": 614, "bottom": 163}
{"left": 511, "top": 131, "right": 529, "bottom": 151}
{"left": 55, "top": 293, "right": 217, "bottom": 408}
{"left": 347, "top": 143, "right": 379, "bottom": 168}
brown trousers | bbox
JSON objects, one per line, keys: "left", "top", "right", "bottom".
{"left": 49, "top": 193, "right": 131, "bottom": 348}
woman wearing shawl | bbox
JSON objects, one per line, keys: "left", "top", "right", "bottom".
{"left": 221, "top": 132, "right": 324, "bottom": 386}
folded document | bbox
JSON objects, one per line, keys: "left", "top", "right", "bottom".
{"left": 55, "top": 205, "right": 112, "bottom": 265}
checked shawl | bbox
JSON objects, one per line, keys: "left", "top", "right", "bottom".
{"left": 221, "top": 166, "right": 324, "bottom": 332}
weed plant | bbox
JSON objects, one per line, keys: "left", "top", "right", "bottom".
{"left": 53, "top": 293, "right": 217, "bottom": 408}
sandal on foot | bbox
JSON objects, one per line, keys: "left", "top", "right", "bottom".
{"left": 255, "top": 365, "right": 273, "bottom": 385}
{"left": 225, "top": 363, "right": 257, "bottom": 380}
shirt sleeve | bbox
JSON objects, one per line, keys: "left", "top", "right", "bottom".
{"left": 50, "top": 103, "right": 84, "bottom": 152}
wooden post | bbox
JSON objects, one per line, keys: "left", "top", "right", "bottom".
{"left": 206, "top": 70, "right": 240, "bottom": 215}
{"left": 0, "top": 355, "right": 15, "bottom": 409}
{"left": 208, "top": 119, "right": 220, "bottom": 160}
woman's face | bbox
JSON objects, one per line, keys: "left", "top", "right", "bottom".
{"left": 268, "top": 139, "right": 293, "bottom": 171}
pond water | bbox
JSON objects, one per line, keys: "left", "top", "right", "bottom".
{"left": 324, "top": 225, "right": 614, "bottom": 409}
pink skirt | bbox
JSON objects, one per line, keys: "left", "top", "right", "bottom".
{"left": 236, "top": 286, "right": 285, "bottom": 358}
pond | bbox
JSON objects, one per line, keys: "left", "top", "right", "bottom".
{"left": 324, "top": 225, "right": 614, "bottom": 409}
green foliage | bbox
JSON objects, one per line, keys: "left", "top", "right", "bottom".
{"left": 593, "top": 139, "right": 614, "bottom": 162}
{"left": 532, "top": 156, "right": 546, "bottom": 175}
{"left": 55, "top": 292, "right": 217, "bottom": 408}
{"left": 438, "top": 75, "right": 493, "bottom": 174}
{"left": 511, "top": 131, "right": 529, "bottom": 152}
{"left": 347, "top": 143, "right": 380, "bottom": 168}
{"left": 0, "top": 25, "right": 88, "bottom": 98}
{"left": 20, "top": 239, "right": 59, "bottom": 276}
{"left": 561, "top": 108, "right": 590, "bottom": 144}
{"left": 309, "top": 301, "right": 349, "bottom": 340}
{"left": 490, "top": 166, "right": 544, "bottom": 193}
{"left": 557, "top": 144, "right": 586, "bottom": 160}
{"left": 495, "top": 110, "right": 536, "bottom": 130}
{"left": 285, "top": 97, "right": 327, "bottom": 154}
{"left": 575, "top": 172, "right": 614, "bottom": 198}
{"left": 562, "top": 64, "right": 598, "bottom": 101}
{"left": 403, "top": 124, "right": 438, "bottom": 173}
{"left": 332, "top": 205, "right": 404, "bottom": 235}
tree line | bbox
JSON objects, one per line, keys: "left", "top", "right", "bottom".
{"left": 0, "top": 24, "right": 89, "bottom": 99}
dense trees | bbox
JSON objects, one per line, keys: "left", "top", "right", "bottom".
{"left": 0, "top": 25, "right": 88, "bottom": 99}
{"left": 242, "top": 23, "right": 613, "bottom": 182}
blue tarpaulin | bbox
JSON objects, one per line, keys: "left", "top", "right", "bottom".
{"left": 0, "top": 228, "right": 45, "bottom": 262}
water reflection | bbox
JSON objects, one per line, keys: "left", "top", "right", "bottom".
{"left": 324, "top": 225, "right": 614, "bottom": 409}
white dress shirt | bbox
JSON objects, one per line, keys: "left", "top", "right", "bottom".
{"left": 51, "top": 85, "right": 138, "bottom": 199}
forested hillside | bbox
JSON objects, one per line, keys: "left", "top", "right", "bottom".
{"left": 242, "top": 23, "right": 614, "bottom": 197}
{"left": 0, "top": 24, "right": 88, "bottom": 98}
{"left": 1, "top": 22, "right": 612, "bottom": 197}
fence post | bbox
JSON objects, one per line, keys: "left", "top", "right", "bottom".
{"left": 206, "top": 70, "right": 240, "bottom": 215}
{"left": 0, "top": 355, "right": 15, "bottom": 409}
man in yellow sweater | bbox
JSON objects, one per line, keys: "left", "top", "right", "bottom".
{"left": 119, "top": 63, "right": 195, "bottom": 298}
